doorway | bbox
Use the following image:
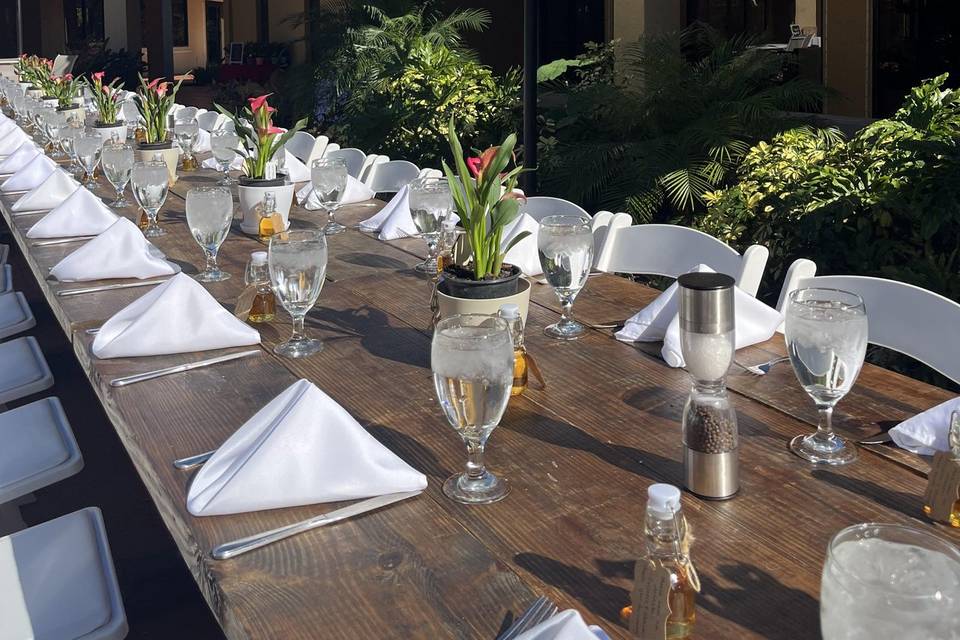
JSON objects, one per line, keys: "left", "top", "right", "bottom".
{"left": 205, "top": 1, "right": 223, "bottom": 65}
{"left": 0, "top": 0, "right": 19, "bottom": 58}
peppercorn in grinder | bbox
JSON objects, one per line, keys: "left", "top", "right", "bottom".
{"left": 678, "top": 272, "right": 739, "bottom": 500}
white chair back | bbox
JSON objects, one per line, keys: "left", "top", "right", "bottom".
{"left": 364, "top": 160, "right": 421, "bottom": 193}
{"left": 418, "top": 168, "right": 443, "bottom": 179}
{"left": 119, "top": 100, "right": 140, "bottom": 123}
{"left": 310, "top": 135, "right": 330, "bottom": 164}
{"left": 51, "top": 54, "right": 77, "bottom": 76}
{"left": 596, "top": 224, "right": 769, "bottom": 297}
{"left": 324, "top": 147, "right": 367, "bottom": 179}
{"left": 284, "top": 131, "right": 318, "bottom": 164}
{"left": 359, "top": 154, "right": 388, "bottom": 183}
{"left": 591, "top": 211, "right": 632, "bottom": 269}
{"left": 196, "top": 111, "right": 224, "bottom": 131}
{"left": 520, "top": 196, "right": 590, "bottom": 221}
{"left": 173, "top": 106, "right": 198, "bottom": 123}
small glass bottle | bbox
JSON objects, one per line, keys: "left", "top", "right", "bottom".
{"left": 245, "top": 251, "right": 276, "bottom": 323}
{"left": 923, "top": 410, "right": 960, "bottom": 527}
{"left": 436, "top": 219, "right": 458, "bottom": 274}
{"left": 257, "top": 192, "right": 278, "bottom": 242}
{"left": 498, "top": 303, "right": 528, "bottom": 397}
{"left": 621, "top": 484, "right": 698, "bottom": 639}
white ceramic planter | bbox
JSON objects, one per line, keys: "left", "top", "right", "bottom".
{"left": 57, "top": 106, "right": 86, "bottom": 126}
{"left": 41, "top": 98, "right": 58, "bottom": 108}
{"left": 436, "top": 277, "right": 532, "bottom": 326}
{"left": 18, "top": 82, "right": 31, "bottom": 93}
{"left": 135, "top": 144, "right": 179, "bottom": 185}
{"left": 238, "top": 182, "right": 295, "bottom": 235}
{"left": 93, "top": 122, "right": 127, "bottom": 144}
{"left": 25, "top": 88, "right": 42, "bottom": 99}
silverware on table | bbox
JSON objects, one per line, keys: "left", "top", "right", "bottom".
{"left": 735, "top": 356, "right": 791, "bottom": 376}
{"left": 210, "top": 490, "right": 423, "bottom": 560}
{"left": 57, "top": 278, "right": 170, "bottom": 297}
{"left": 173, "top": 449, "right": 215, "bottom": 470}
{"left": 498, "top": 596, "right": 559, "bottom": 640}
{"left": 858, "top": 431, "right": 894, "bottom": 445}
{"left": 33, "top": 236, "right": 96, "bottom": 247}
{"left": 109, "top": 349, "right": 261, "bottom": 388}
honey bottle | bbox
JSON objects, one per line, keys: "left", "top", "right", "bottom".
{"left": 245, "top": 251, "right": 276, "bottom": 323}
{"left": 923, "top": 411, "right": 960, "bottom": 526}
{"left": 257, "top": 192, "right": 278, "bottom": 242}
{"left": 498, "top": 303, "right": 528, "bottom": 397}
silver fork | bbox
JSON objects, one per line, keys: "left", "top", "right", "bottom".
{"left": 498, "top": 595, "right": 559, "bottom": 640}
{"left": 735, "top": 356, "right": 790, "bottom": 376}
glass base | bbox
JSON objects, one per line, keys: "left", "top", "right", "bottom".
{"left": 111, "top": 197, "right": 131, "bottom": 208}
{"left": 324, "top": 221, "right": 346, "bottom": 235}
{"left": 544, "top": 319, "right": 587, "bottom": 340}
{"left": 442, "top": 470, "right": 510, "bottom": 504}
{"left": 143, "top": 225, "right": 166, "bottom": 238}
{"left": 83, "top": 178, "right": 98, "bottom": 189}
{"left": 789, "top": 433, "right": 858, "bottom": 465}
{"left": 274, "top": 337, "right": 324, "bottom": 359}
{"left": 414, "top": 257, "right": 438, "bottom": 273}
{"left": 219, "top": 175, "right": 238, "bottom": 186}
{"left": 194, "top": 269, "right": 231, "bottom": 283}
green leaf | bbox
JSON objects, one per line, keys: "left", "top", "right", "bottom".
{"left": 537, "top": 58, "right": 586, "bottom": 83}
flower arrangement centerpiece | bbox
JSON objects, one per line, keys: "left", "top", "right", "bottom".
{"left": 133, "top": 74, "right": 185, "bottom": 183}
{"left": 14, "top": 55, "right": 52, "bottom": 94}
{"left": 87, "top": 71, "right": 127, "bottom": 141}
{"left": 51, "top": 74, "right": 81, "bottom": 109}
{"left": 215, "top": 94, "right": 307, "bottom": 234}
{"left": 438, "top": 116, "right": 530, "bottom": 303}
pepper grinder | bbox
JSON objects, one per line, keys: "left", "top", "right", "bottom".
{"left": 679, "top": 272, "right": 739, "bottom": 500}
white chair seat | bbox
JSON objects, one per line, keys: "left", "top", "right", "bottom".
{"left": 0, "top": 292, "right": 35, "bottom": 340}
{"left": 0, "top": 337, "right": 54, "bottom": 404}
{"left": 0, "top": 398, "right": 82, "bottom": 504}
{"left": 0, "top": 508, "right": 127, "bottom": 640}
{"left": 2, "top": 263, "right": 13, "bottom": 293}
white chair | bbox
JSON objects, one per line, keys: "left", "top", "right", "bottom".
{"left": 596, "top": 224, "right": 769, "bottom": 297}
{"left": 777, "top": 260, "right": 960, "bottom": 383}
{"left": 284, "top": 131, "right": 319, "bottom": 164}
{"left": 0, "top": 243, "right": 7, "bottom": 265}
{"left": 520, "top": 196, "right": 590, "bottom": 221}
{"left": 0, "top": 337, "right": 54, "bottom": 404}
{"left": 321, "top": 142, "right": 341, "bottom": 156}
{"left": 0, "top": 507, "right": 128, "bottom": 639}
{"left": 118, "top": 101, "right": 140, "bottom": 124}
{"left": 196, "top": 111, "right": 224, "bottom": 132}
{"left": 325, "top": 147, "right": 367, "bottom": 179}
{"left": 310, "top": 135, "right": 331, "bottom": 165}
{"left": 173, "top": 106, "right": 198, "bottom": 123}
{"left": 0, "top": 292, "right": 35, "bottom": 340}
{"left": 590, "top": 211, "right": 632, "bottom": 270}
{"left": 51, "top": 54, "right": 78, "bottom": 76}
{"left": 364, "top": 160, "right": 421, "bottom": 193}
{"left": 418, "top": 168, "right": 443, "bottom": 179}
{"left": 359, "top": 154, "right": 388, "bottom": 184}
{"left": 1, "top": 263, "right": 11, "bottom": 293}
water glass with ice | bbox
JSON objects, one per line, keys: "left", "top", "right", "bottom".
{"left": 186, "top": 186, "right": 234, "bottom": 282}
{"left": 131, "top": 161, "right": 169, "bottom": 238}
{"left": 101, "top": 142, "right": 135, "bottom": 207}
{"left": 410, "top": 176, "right": 452, "bottom": 274}
{"left": 210, "top": 130, "right": 240, "bottom": 185}
{"left": 538, "top": 215, "right": 594, "bottom": 340}
{"left": 268, "top": 230, "right": 328, "bottom": 358}
{"left": 310, "top": 157, "right": 348, "bottom": 235}
{"left": 75, "top": 132, "right": 104, "bottom": 189}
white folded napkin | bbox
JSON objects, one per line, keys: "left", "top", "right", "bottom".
{"left": 0, "top": 118, "right": 17, "bottom": 139}
{"left": 1, "top": 154, "right": 57, "bottom": 192}
{"left": 194, "top": 128, "right": 211, "bottom": 153}
{"left": 282, "top": 150, "right": 310, "bottom": 183}
{"left": 615, "top": 264, "right": 782, "bottom": 368}
{"left": 12, "top": 170, "right": 79, "bottom": 212}
{"left": 502, "top": 212, "right": 542, "bottom": 277}
{"left": 297, "top": 175, "right": 375, "bottom": 209}
{"left": 27, "top": 187, "right": 118, "bottom": 238}
{"left": 0, "top": 127, "right": 30, "bottom": 156}
{"left": 359, "top": 185, "right": 417, "bottom": 240}
{"left": 0, "top": 142, "right": 40, "bottom": 174}
{"left": 515, "top": 610, "right": 606, "bottom": 640}
{"left": 51, "top": 218, "right": 178, "bottom": 282}
{"left": 92, "top": 273, "right": 260, "bottom": 359}
{"left": 201, "top": 155, "right": 243, "bottom": 171}
{"left": 187, "top": 378, "right": 428, "bottom": 516}
{"left": 890, "top": 397, "right": 960, "bottom": 455}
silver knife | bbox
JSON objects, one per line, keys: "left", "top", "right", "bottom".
{"left": 173, "top": 449, "right": 215, "bottom": 470}
{"left": 33, "top": 235, "right": 96, "bottom": 247}
{"left": 57, "top": 278, "right": 169, "bottom": 297}
{"left": 210, "top": 490, "right": 423, "bottom": 560}
{"left": 109, "top": 349, "right": 261, "bottom": 388}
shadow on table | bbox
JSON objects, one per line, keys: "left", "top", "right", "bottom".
{"left": 306, "top": 305, "right": 430, "bottom": 370}
{"left": 622, "top": 385, "right": 685, "bottom": 419}
{"left": 812, "top": 469, "right": 918, "bottom": 521}
{"left": 699, "top": 563, "right": 819, "bottom": 639}
{"left": 365, "top": 422, "right": 452, "bottom": 481}
{"left": 334, "top": 251, "right": 411, "bottom": 271}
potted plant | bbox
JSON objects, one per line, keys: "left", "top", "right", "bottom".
{"left": 133, "top": 74, "right": 184, "bottom": 184}
{"left": 86, "top": 72, "right": 126, "bottom": 142}
{"left": 52, "top": 74, "right": 85, "bottom": 122}
{"left": 16, "top": 55, "right": 51, "bottom": 98}
{"left": 436, "top": 117, "right": 533, "bottom": 321}
{"left": 216, "top": 94, "right": 306, "bottom": 234}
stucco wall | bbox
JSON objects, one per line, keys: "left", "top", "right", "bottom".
{"left": 173, "top": 0, "right": 210, "bottom": 73}
{"left": 823, "top": 0, "right": 872, "bottom": 117}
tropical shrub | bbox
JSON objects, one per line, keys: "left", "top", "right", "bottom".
{"left": 70, "top": 39, "right": 144, "bottom": 88}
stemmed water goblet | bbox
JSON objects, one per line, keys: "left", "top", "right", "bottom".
{"left": 45, "top": 111, "right": 68, "bottom": 160}
{"left": 185, "top": 186, "right": 234, "bottom": 282}
{"left": 784, "top": 287, "right": 868, "bottom": 465}
{"left": 131, "top": 161, "right": 169, "bottom": 238}
{"left": 268, "top": 229, "right": 328, "bottom": 358}
{"left": 60, "top": 125, "right": 84, "bottom": 177}
{"left": 174, "top": 119, "right": 200, "bottom": 171}
{"left": 432, "top": 313, "right": 513, "bottom": 504}
{"left": 101, "top": 142, "right": 135, "bottom": 207}
{"left": 410, "top": 176, "right": 452, "bottom": 273}
{"left": 75, "top": 132, "right": 104, "bottom": 189}
{"left": 210, "top": 129, "right": 239, "bottom": 185}
{"left": 310, "top": 157, "right": 348, "bottom": 235}
{"left": 537, "top": 215, "right": 594, "bottom": 340}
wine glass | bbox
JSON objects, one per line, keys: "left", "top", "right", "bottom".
{"left": 174, "top": 119, "right": 200, "bottom": 170}
{"left": 820, "top": 523, "right": 960, "bottom": 639}
{"left": 60, "top": 124, "right": 84, "bottom": 177}
{"left": 45, "top": 111, "right": 67, "bottom": 159}
{"left": 310, "top": 157, "right": 348, "bottom": 235}
{"left": 432, "top": 313, "right": 513, "bottom": 504}
{"left": 537, "top": 215, "right": 594, "bottom": 340}
{"left": 101, "top": 142, "right": 134, "bottom": 207}
{"left": 268, "top": 230, "right": 328, "bottom": 358}
{"left": 785, "top": 287, "right": 868, "bottom": 465}
{"left": 131, "top": 161, "right": 169, "bottom": 238}
{"left": 210, "top": 129, "right": 239, "bottom": 185}
{"left": 75, "top": 132, "right": 104, "bottom": 189}
{"left": 185, "top": 186, "right": 234, "bottom": 282}
{"left": 410, "top": 176, "right": 452, "bottom": 273}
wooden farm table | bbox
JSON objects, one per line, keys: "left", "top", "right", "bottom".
{"left": 2, "top": 163, "right": 957, "bottom": 640}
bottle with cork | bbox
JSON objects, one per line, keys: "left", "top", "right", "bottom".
{"left": 257, "top": 192, "right": 279, "bottom": 242}
{"left": 245, "top": 251, "right": 276, "bottom": 323}
{"left": 498, "top": 303, "right": 528, "bottom": 396}
{"left": 923, "top": 411, "right": 960, "bottom": 527}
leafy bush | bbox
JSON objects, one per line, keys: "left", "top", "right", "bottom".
{"left": 69, "top": 39, "right": 144, "bottom": 89}
{"left": 699, "top": 74, "right": 960, "bottom": 305}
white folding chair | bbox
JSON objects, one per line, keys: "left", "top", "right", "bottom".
{"left": 364, "top": 160, "right": 420, "bottom": 193}
{"left": 0, "top": 292, "right": 35, "bottom": 340}
{"left": 325, "top": 147, "right": 367, "bottom": 179}
{"left": 284, "top": 131, "right": 319, "bottom": 164}
{"left": 596, "top": 224, "right": 769, "bottom": 297}
{"left": 520, "top": 196, "right": 590, "bottom": 221}
{"left": 173, "top": 106, "right": 198, "bottom": 123}
{"left": 51, "top": 54, "right": 78, "bottom": 76}
{"left": 0, "top": 337, "right": 54, "bottom": 404}
{"left": 418, "top": 168, "right": 443, "bottom": 179}
{"left": 359, "top": 154, "right": 388, "bottom": 184}
{"left": 0, "top": 508, "right": 128, "bottom": 639}
{"left": 590, "top": 211, "right": 632, "bottom": 270}
{"left": 196, "top": 111, "right": 224, "bottom": 131}
{"left": 777, "top": 261, "right": 960, "bottom": 383}
{"left": 321, "top": 142, "right": 341, "bottom": 156}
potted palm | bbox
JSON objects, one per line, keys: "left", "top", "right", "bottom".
{"left": 52, "top": 74, "right": 85, "bottom": 122}
{"left": 216, "top": 94, "right": 306, "bottom": 234}
{"left": 86, "top": 72, "right": 126, "bottom": 142}
{"left": 133, "top": 74, "right": 184, "bottom": 184}
{"left": 436, "top": 118, "right": 533, "bottom": 321}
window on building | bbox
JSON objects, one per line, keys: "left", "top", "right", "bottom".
{"left": 63, "top": 0, "right": 105, "bottom": 46}
{"left": 0, "top": 0, "right": 20, "bottom": 58}
{"left": 172, "top": 0, "right": 188, "bottom": 47}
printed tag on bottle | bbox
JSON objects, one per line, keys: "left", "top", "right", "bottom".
{"left": 270, "top": 212, "right": 285, "bottom": 234}
{"left": 924, "top": 451, "right": 960, "bottom": 522}
{"left": 234, "top": 285, "right": 259, "bottom": 321}
{"left": 629, "top": 559, "right": 672, "bottom": 640}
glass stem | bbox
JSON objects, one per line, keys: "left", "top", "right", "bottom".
{"left": 426, "top": 237, "right": 438, "bottom": 260}
{"left": 559, "top": 296, "right": 574, "bottom": 325}
{"left": 291, "top": 314, "right": 306, "bottom": 342}
{"left": 814, "top": 406, "right": 835, "bottom": 443}
{"left": 465, "top": 440, "right": 487, "bottom": 481}
{"left": 205, "top": 250, "right": 218, "bottom": 273}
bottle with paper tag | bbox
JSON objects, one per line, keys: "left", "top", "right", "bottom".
{"left": 498, "top": 303, "right": 527, "bottom": 397}
{"left": 243, "top": 251, "right": 276, "bottom": 323}
{"left": 256, "top": 192, "right": 284, "bottom": 242}
{"left": 923, "top": 410, "right": 960, "bottom": 527}
{"left": 622, "top": 484, "right": 698, "bottom": 639}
